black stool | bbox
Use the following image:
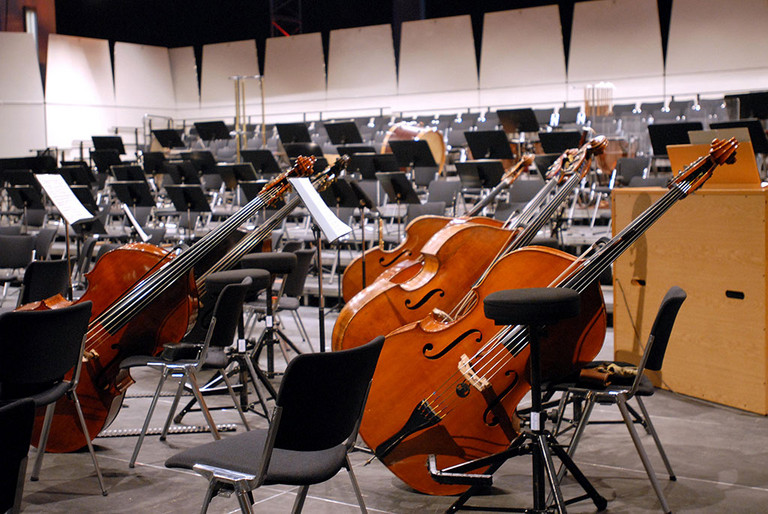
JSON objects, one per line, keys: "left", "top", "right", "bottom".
{"left": 432, "top": 288, "right": 607, "bottom": 513}
{"left": 240, "top": 252, "right": 302, "bottom": 376}
{"left": 174, "top": 268, "right": 274, "bottom": 421}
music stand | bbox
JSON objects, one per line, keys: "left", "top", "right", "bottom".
{"left": 336, "top": 145, "right": 376, "bottom": 155}
{"left": 538, "top": 131, "right": 582, "bottom": 154}
{"left": 348, "top": 153, "right": 377, "bottom": 180}
{"left": 180, "top": 151, "right": 218, "bottom": 175}
{"left": 376, "top": 171, "right": 420, "bottom": 240}
{"left": 240, "top": 149, "right": 281, "bottom": 176}
{"left": 323, "top": 121, "right": 363, "bottom": 145}
{"left": 163, "top": 160, "right": 201, "bottom": 184}
{"left": 533, "top": 154, "right": 561, "bottom": 181}
{"left": 647, "top": 121, "right": 704, "bottom": 157}
{"left": 216, "top": 163, "right": 258, "bottom": 190}
{"left": 58, "top": 163, "right": 97, "bottom": 187}
{"left": 110, "top": 181, "right": 155, "bottom": 208}
{"left": 348, "top": 179, "right": 378, "bottom": 290}
{"left": 92, "top": 135, "right": 126, "bottom": 155}
{"left": 455, "top": 159, "right": 506, "bottom": 189}
{"left": 193, "top": 121, "right": 232, "bottom": 141}
{"left": 0, "top": 155, "right": 56, "bottom": 175}
{"left": 283, "top": 142, "right": 324, "bottom": 159}
{"left": 152, "top": 129, "right": 186, "bottom": 149}
{"left": 388, "top": 139, "right": 437, "bottom": 169}
{"left": 710, "top": 119, "right": 768, "bottom": 154}
{"left": 320, "top": 177, "right": 360, "bottom": 304}
{"left": 110, "top": 164, "right": 145, "bottom": 181}
{"left": 164, "top": 184, "right": 211, "bottom": 239}
{"left": 142, "top": 152, "right": 167, "bottom": 174}
{"left": 70, "top": 185, "right": 99, "bottom": 212}
{"left": 275, "top": 122, "right": 311, "bottom": 144}
{"left": 465, "top": 130, "right": 515, "bottom": 160}
{"left": 5, "top": 171, "right": 44, "bottom": 230}
{"left": 497, "top": 108, "right": 541, "bottom": 134}
{"left": 90, "top": 149, "right": 122, "bottom": 175}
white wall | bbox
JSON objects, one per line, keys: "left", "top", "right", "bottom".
{"left": 666, "top": 0, "right": 768, "bottom": 96}
{"left": 569, "top": 0, "right": 664, "bottom": 103}
{"left": 45, "top": 34, "right": 115, "bottom": 151}
{"left": 479, "top": 6, "right": 567, "bottom": 107}
{"left": 0, "top": 32, "right": 46, "bottom": 157}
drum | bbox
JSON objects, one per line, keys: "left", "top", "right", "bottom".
{"left": 381, "top": 122, "right": 447, "bottom": 175}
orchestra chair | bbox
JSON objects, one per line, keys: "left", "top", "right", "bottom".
{"left": 615, "top": 156, "right": 650, "bottom": 186}
{"left": 0, "top": 234, "right": 36, "bottom": 306}
{"left": 0, "top": 225, "right": 22, "bottom": 235}
{"left": 0, "top": 301, "right": 107, "bottom": 495}
{"left": 549, "top": 286, "right": 687, "bottom": 514}
{"left": 14, "top": 259, "right": 70, "bottom": 308}
{"left": 165, "top": 335, "right": 385, "bottom": 514}
{"left": 0, "top": 398, "right": 35, "bottom": 514}
{"left": 427, "top": 179, "right": 462, "bottom": 216}
{"left": 119, "top": 278, "right": 253, "bottom": 468}
{"left": 33, "top": 227, "right": 58, "bottom": 260}
{"left": 247, "top": 248, "right": 316, "bottom": 350}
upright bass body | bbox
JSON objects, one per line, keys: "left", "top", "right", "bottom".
{"left": 359, "top": 246, "right": 606, "bottom": 495}
{"left": 33, "top": 243, "right": 197, "bottom": 452}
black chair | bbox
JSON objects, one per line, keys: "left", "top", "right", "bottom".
{"left": 34, "top": 227, "right": 58, "bottom": 260}
{"left": 0, "top": 234, "right": 36, "bottom": 306}
{"left": 166, "top": 336, "right": 385, "bottom": 514}
{"left": 15, "top": 259, "right": 70, "bottom": 307}
{"left": 0, "top": 398, "right": 35, "bottom": 514}
{"left": 551, "top": 286, "right": 687, "bottom": 514}
{"left": 119, "top": 278, "right": 253, "bottom": 467}
{"left": 615, "top": 156, "right": 651, "bottom": 186}
{"left": 0, "top": 301, "right": 107, "bottom": 495}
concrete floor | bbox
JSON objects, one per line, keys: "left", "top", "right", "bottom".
{"left": 18, "top": 305, "right": 768, "bottom": 513}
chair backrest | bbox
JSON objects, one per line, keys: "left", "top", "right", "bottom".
{"left": 616, "top": 156, "right": 650, "bottom": 184}
{"left": 0, "top": 235, "right": 36, "bottom": 269}
{"left": 0, "top": 225, "right": 22, "bottom": 235}
{"left": 508, "top": 177, "right": 545, "bottom": 203}
{"left": 406, "top": 201, "right": 445, "bottom": 223}
{"left": 18, "top": 259, "right": 70, "bottom": 305}
{"left": 34, "top": 227, "right": 58, "bottom": 260}
{"left": 427, "top": 179, "right": 461, "bottom": 206}
{"left": 205, "top": 278, "right": 251, "bottom": 351}
{"left": 282, "top": 248, "right": 315, "bottom": 299}
{"left": 628, "top": 176, "right": 667, "bottom": 188}
{"left": 273, "top": 336, "right": 385, "bottom": 451}
{"left": 0, "top": 301, "right": 92, "bottom": 391}
{"left": 642, "top": 286, "right": 687, "bottom": 373}
{"left": 0, "top": 397, "right": 35, "bottom": 514}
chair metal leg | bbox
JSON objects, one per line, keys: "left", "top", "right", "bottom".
{"left": 161, "top": 374, "right": 188, "bottom": 440}
{"left": 291, "top": 485, "right": 310, "bottom": 514}
{"left": 31, "top": 402, "right": 56, "bottom": 480}
{"left": 71, "top": 390, "right": 108, "bottom": 495}
{"left": 236, "top": 487, "right": 255, "bottom": 514}
{"left": 345, "top": 455, "right": 368, "bottom": 513}
{"left": 617, "top": 394, "right": 672, "bottom": 514}
{"left": 130, "top": 368, "right": 170, "bottom": 467}
{"left": 187, "top": 371, "right": 220, "bottom": 440}
{"left": 635, "top": 397, "right": 676, "bottom": 480}
{"left": 220, "top": 371, "right": 251, "bottom": 430}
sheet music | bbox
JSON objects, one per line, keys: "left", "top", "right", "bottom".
{"left": 289, "top": 177, "right": 352, "bottom": 243}
{"left": 35, "top": 173, "right": 94, "bottom": 224}
{"left": 121, "top": 203, "right": 151, "bottom": 243}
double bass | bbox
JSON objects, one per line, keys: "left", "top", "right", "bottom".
{"left": 333, "top": 138, "right": 606, "bottom": 351}
{"left": 358, "top": 138, "right": 737, "bottom": 495}
{"left": 30, "top": 157, "right": 315, "bottom": 452}
{"left": 341, "top": 155, "right": 533, "bottom": 302}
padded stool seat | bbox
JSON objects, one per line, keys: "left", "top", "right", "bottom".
{"left": 240, "top": 252, "right": 296, "bottom": 275}
{"left": 205, "top": 269, "right": 271, "bottom": 300}
{"left": 484, "top": 287, "right": 580, "bottom": 326}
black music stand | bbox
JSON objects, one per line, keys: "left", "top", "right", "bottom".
{"left": 111, "top": 181, "right": 155, "bottom": 208}
{"left": 538, "top": 131, "right": 582, "bottom": 154}
{"left": 152, "top": 129, "right": 186, "bottom": 149}
{"left": 165, "top": 184, "right": 211, "bottom": 240}
{"left": 455, "top": 159, "right": 506, "bottom": 189}
{"left": 497, "top": 108, "right": 541, "bottom": 134}
{"left": 142, "top": 151, "right": 167, "bottom": 174}
{"left": 5, "top": 171, "right": 44, "bottom": 230}
{"left": 70, "top": 185, "right": 99, "bottom": 213}
{"left": 193, "top": 121, "right": 232, "bottom": 141}
{"left": 648, "top": 121, "right": 704, "bottom": 157}
{"left": 336, "top": 145, "right": 376, "bottom": 155}
{"left": 348, "top": 179, "right": 378, "bottom": 290}
{"left": 181, "top": 151, "right": 219, "bottom": 175}
{"left": 348, "top": 153, "right": 377, "bottom": 180}
{"left": 90, "top": 149, "right": 122, "bottom": 175}
{"left": 275, "top": 122, "right": 311, "bottom": 143}
{"left": 92, "top": 135, "right": 126, "bottom": 155}
{"left": 376, "top": 171, "right": 420, "bottom": 240}
{"left": 216, "top": 163, "right": 258, "bottom": 189}
{"left": 111, "top": 164, "right": 146, "bottom": 181}
{"left": 58, "top": 163, "right": 97, "bottom": 187}
{"left": 323, "top": 121, "right": 363, "bottom": 145}
{"left": 320, "top": 178, "right": 360, "bottom": 304}
{"left": 163, "top": 160, "right": 201, "bottom": 184}
{"left": 0, "top": 155, "right": 56, "bottom": 175}
{"left": 465, "top": 130, "right": 515, "bottom": 160}
{"left": 389, "top": 139, "right": 437, "bottom": 169}
{"left": 240, "top": 149, "right": 281, "bottom": 176}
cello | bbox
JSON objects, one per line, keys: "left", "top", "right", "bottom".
{"left": 358, "top": 138, "right": 737, "bottom": 495}
{"left": 340, "top": 155, "right": 534, "bottom": 302}
{"left": 28, "top": 156, "right": 315, "bottom": 452}
{"left": 332, "top": 139, "right": 606, "bottom": 351}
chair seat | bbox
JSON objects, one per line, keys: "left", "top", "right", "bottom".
{"left": 166, "top": 428, "right": 349, "bottom": 485}
{"left": 1, "top": 381, "right": 69, "bottom": 407}
{"left": 546, "top": 361, "right": 655, "bottom": 397}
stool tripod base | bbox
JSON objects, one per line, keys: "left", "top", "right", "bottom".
{"left": 430, "top": 429, "right": 606, "bottom": 513}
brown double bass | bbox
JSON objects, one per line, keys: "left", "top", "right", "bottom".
{"left": 332, "top": 139, "right": 605, "bottom": 352}
{"left": 358, "top": 138, "right": 737, "bottom": 495}
{"left": 30, "top": 157, "right": 315, "bottom": 452}
{"left": 341, "top": 155, "right": 533, "bottom": 302}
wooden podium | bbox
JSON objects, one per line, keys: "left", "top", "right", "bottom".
{"left": 612, "top": 145, "right": 767, "bottom": 414}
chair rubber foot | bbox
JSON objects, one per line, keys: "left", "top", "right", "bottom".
{"left": 670, "top": 475, "right": 677, "bottom": 481}
{"left": 102, "top": 490, "right": 109, "bottom": 496}
{"left": 595, "top": 497, "right": 608, "bottom": 511}
{"left": 30, "top": 476, "right": 39, "bottom": 482}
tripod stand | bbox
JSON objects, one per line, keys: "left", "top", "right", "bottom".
{"left": 430, "top": 287, "right": 607, "bottom": 513}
